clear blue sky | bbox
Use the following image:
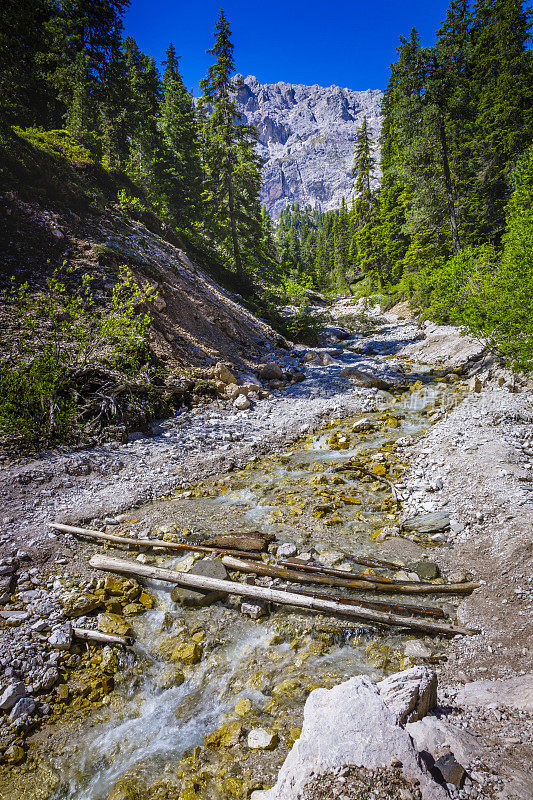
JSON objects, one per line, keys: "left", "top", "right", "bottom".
{"left": 124, "top": 0, "right": 450, "bottom": 94}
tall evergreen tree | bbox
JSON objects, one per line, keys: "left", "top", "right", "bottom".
{"left": 158, "top": 43, "right": 202, "bottom": 226}
{"left": 198, "top": 9, "right": 264, "bottom": 275}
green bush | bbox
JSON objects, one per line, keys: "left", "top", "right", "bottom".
{"left": 423, "top": 145, "right": 533, "bottom": 371}
{"left": 0, "top": 263, "right": 156, "bottom": 445}
{"left": 0, "top": 356, "right": 74, "bottom": 443}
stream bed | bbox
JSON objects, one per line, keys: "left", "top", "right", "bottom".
{"left": 12, "top": 368, "right": 466, "bottom": 800}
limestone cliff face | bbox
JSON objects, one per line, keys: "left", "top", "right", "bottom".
{"left": 234, "top": 75, "right": 383, "bottom": 218}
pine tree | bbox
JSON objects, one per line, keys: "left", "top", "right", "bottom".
{"left": 199, "top": 10, "right": 264, "bottom": 276}
{"left": 158, "top": 43, "right": 202, "bottom": 226}
{"left": 467, "top": 0, "right": 533, "bottom": 241}
{"left": 352, "top": 117, "right": 375, "bottom": 219}
{"left": 45, "top": 0, "right": 129, "bottom": 145}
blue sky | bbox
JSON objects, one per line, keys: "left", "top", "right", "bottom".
{"left": 124, "top": 0, "right": 450, "bottom": 94}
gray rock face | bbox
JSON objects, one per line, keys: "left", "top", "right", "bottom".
{"left": 377, "top": 667, "right": 438, "bottom": 725}
{"left": 233, "top": 75, "right": 383, "bottom": 217}
{"left": 258, "top": 675, "right": 446, "bottom": 800}
{"left": 402, "top": 512, "right": 451, "bottom": 535}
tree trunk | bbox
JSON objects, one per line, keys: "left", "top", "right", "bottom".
{"left": 88, "top": 554, "right": 478, "bottom": 636}
{"left": 438, "top": 116, "right": 461, "bottom": 255}
{"left": 227, "top": 172, "right": 242, "bottom": 276}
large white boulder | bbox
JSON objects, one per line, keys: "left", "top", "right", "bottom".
{"left": 257, "top": 675, "right": 446, "bottom": 800}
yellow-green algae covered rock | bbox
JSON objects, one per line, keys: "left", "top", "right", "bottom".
{"left": 98, "top": 612, "right": 133, "bottom": 637}
{"left": 171, "top": 641, "right": 202, "bottom": 665}
{"left": 204, "top": 722, "right": 242, "bottom": 749}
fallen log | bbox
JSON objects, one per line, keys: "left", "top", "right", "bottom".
{"left": 279, "top": 559, "right": 407, "bottom": 585}
{"left": 88, "top": 554, "right": 477, "bottom": 636}
{"left": 271, "top": 584, "right": 446, "bottom": 619}
{"left": 73, "top": 627, "right": 133, "bottom": 647}
{"left": 49, "top": 522, "right": 262, "bottom": 560}
{"left": 201, "top": 533, "right": 270, "bottom": 552}
{"left": 223, "top": 556, "right": 479, "bottom": 596}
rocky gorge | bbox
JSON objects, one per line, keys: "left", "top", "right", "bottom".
{"left": 0, "top": 299, "right": 531, "bottom": 800}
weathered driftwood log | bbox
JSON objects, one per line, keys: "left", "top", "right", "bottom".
{"left": 73, "top": 627, "right": 133, "bottom": 647}
{"left": 223, "top": 556, "right": 479, "bottom": 596}
{"left": 88, "top": 554, "right": 477, "bottom": 636}
{"left": 273, "top": 584, "right": 446, "bottom": 619}
{"left": 200, "top": 533, "right": 271, "bottom": 552}
{"left": 49, "top": 522, "right": 262, "bottom": 560}
{"left": 279, "top": 559, "right": 402, "bottom": 585}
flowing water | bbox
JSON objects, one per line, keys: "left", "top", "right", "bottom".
{"left": 15, "top": 368, "right": 465, "bottom": 800}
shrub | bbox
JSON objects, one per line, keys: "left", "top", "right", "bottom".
{"left": 0, "top": 263, "right": 156, "bottom": 445}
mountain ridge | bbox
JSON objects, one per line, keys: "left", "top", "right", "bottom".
{"left": 234, "top": 74, "right": 383, "bottom": 217}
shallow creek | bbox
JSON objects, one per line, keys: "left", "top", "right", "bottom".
{"left": 21, "top": 370, "right": 465, "bottom": 800}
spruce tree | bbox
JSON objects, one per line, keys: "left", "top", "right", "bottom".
{"left": 199, "top": 9, "right": 263, "bottom": 276}
{"left": 158, "top": 43, "right": 203, "bottom": 226}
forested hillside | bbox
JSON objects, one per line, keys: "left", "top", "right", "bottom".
{"left": 279, "top": 0, "right": 533, "bottom": 369}
{"left": 1, "top": 0, "right": 532, "bottom": 452}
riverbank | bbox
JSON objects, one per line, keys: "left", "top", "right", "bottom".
{"left": 0, "top": 308, "right": 531, "bottom": 799}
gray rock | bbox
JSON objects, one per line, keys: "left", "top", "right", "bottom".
{"left": 340, "top": 366, "right": 398, "bottom": 389}
{"left": 0, "top": 682, "right": 26, "bottom": 711}
{"left": 402, "top": 513, "right": 451, "bottom": 535}
{"left": 406, "top": 717, "right": 487, "bottom": 766}
{"left": 48, "top": 623, "right": 72, "bottom": 650}
{"left": 231, "top": 75, "right": 382, "bottom": 218}
{"left": 407, "top": 561, "right": 440, "bottom": 580}
{"left": 257, "top": 362, "right": 284, "bottom": 381}
{"left": 247, "top": 728, "right": 278, "bottom": 749}
{"left": 377, "top": 667, "right": 437, "bottom": 724}
{"left": 234, "top": 394, "right": 251, "bottom": 411}
{"left": 434, "top": 753, "right": 466, "bottom": 787}
{"left": 9, "top": 697, "right": 36, "bottom": 722}
{"left": 277, "top": 543, "right": 298, "bottom": 558}
{"left": 170, "top": 558, "right": 227, "bottom": 608}
{"left": 404, "top": 640, "right": 432, "bottom": 660}
{"left": 259, "top": 675, "right": 446, "bottom": 800}
{"left": 455, "top": 674, "right": 533, "bottom": 712}
{"left": 241, "top": 599, "right": 270, "bottom": 620}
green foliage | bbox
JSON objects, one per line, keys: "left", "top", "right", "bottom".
{"left": 283, "top": 305, "right": 323, "bottom": 346}
{"left": 13, "top": 127, "right": 94, "bottom": 166}
{"left": 0, "top": 263, "right": 155, "bottom": 444}
{"left": 422, "top": 145, "right": 533, "bottom": 370}
{"left": 0, "top": 355, "right": 74, "bottom": 444}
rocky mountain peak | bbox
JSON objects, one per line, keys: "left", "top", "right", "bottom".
{"left": 234, "top": 75, "right": 383, "bottom": 218}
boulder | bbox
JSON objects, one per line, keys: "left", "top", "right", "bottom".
{"left": 340, "top": 366, "right": 398, "bottom": 390}
{"left": 234, "top": 394, "right": 251, "bottom": 410}
{"left": 259, "top": 675, "right": 446, "bottom": 800}
{"left": 62, "top": 592, "right": 101, "bottom": 618}
{"left": 97, "top": 613, "right": 132, "bottom": 637}
{"left": 214, "top": 362, "right": 237, "bottom": 385}
{"left": 468, "top": 376, "right": 482, "bottom": 393}
{"left": 170, "top": 558, "right": 227, "bottom": 608}
{"left": 455, "top": 674, "right": 533, "bottom": 712}
{"left": 258, "top": 362, "right": 283, "bottom": 381}
{"left": 406, "top": 716, "right": 487, "bottom": 768}
{"left": 377, "top": 667, "right": 437, "bottom": 724}
{"left": 402, "top": 513, "right": 451, "bottom": 535}
{"left": 0, "top": 682, "right": 26, "bottom": 711}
